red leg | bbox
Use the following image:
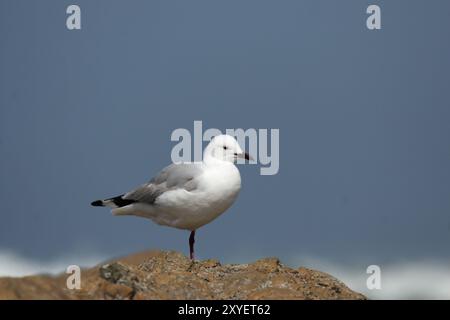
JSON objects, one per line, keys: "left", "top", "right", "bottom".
{"left": 189, "top": 230, "right": 196, "bottom": 260}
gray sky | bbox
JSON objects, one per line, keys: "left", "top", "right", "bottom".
{"left": 1, "top": 0, "right": 450, "bottom": 278}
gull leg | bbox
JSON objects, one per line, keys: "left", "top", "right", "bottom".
{"left": 189, "top": 230, "right": 196, "bottom": 260}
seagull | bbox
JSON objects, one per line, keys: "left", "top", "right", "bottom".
{"left": 91, "top": 135, "right": 251, "bottom": 260}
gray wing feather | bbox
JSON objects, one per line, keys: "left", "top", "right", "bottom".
{"left": 123, "top": 163, "right": 203, "bottom": 204}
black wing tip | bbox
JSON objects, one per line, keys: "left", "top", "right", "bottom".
{"left": 112, "top": 196, "right": 136, "bottom": 207}
{"left": 91, "top": 200, "right": 103, "bottom": 207}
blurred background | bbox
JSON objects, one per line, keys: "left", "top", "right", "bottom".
{"left": 1, "top": 0, "right": 449, "bottom": 299}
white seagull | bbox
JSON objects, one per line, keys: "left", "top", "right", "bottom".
{"left": 91, "top": 135, "right": 251, "bottom": 259}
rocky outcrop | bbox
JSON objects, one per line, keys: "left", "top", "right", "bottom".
{"left": 0, "top": 250, "right": 365, "bottom": 300}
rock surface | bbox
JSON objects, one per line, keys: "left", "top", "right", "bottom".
{"left": 0, "top": 250, "right": 365, "bottom": 300}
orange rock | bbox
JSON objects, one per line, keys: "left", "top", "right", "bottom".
{"left": 0, "top": 250, "right": 366, "bottom": 300}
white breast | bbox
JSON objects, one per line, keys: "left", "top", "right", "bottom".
{"left": 153, "top": 162, "right": 242, "bottom": 230}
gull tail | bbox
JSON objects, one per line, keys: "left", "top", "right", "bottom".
{"left": 91, "top": 195, "right": 135, "bottom": 208}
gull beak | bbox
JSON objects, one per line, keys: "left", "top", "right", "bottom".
{"left": 237, "top": 152, "right": 253, "bottom": 161}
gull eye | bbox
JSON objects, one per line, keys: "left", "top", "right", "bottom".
{"left": 223, "top": 146, "right": 228, "bottom": 150}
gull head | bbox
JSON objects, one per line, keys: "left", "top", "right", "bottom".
{"left": 203, "top": 134, "right": 252, "bottom": 164}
